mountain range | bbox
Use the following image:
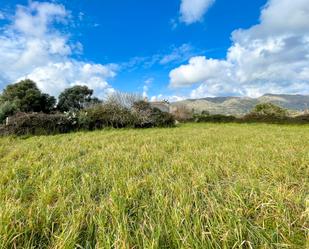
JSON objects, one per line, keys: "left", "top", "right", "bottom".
{"left": 171, "top": 94, "right": 309, "bottom": 115}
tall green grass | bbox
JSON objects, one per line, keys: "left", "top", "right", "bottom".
{"left": 0, "top": 123, "right": 308, "bottom": 248}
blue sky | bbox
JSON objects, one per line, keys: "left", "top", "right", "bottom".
{"left": 0, "top": 0, "right": 308, "bottom": 100}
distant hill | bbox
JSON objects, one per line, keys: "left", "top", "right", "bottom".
{"left": 171, "top": 94, "right": 309, "bottom": 115}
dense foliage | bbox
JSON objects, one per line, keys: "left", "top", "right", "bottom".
{"left": 0, "top": 79, "right": 55, "bottom": 115}
{"left": 0, "top": 79, "right": 308, "bottom": 136}
{"left": 252, "top": 102, "right": 288, "bottom": 117}
{"left": 0, "top": 80, "right": 175, "bottom": 135}
{"left": 0, "top": 112, "right": 75, "bottom": 136}
{"left": 57, "top": 85, "right": 101, "bottom": 112}
{"left": 0, "top": 101, "right": 18, "bottom": 123}
{"left": 132, "top": 101, "right": 174, "bottom": 128}
{"left": 242, "top": 103, "right": 289, "bottom": 123}
{"left": 78, "top": 102, "right": 134, "bottom": 130}
{"left": 78, "top": 100, "right": 175, "bottom": 131}
{"left": 195, "top": 113, "right": 237, "bottom": 123}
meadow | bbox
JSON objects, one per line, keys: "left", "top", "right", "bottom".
{"left": 0, "top": 123, "right": 308, "bottom": 248}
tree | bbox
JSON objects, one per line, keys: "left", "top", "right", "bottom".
{"left": 252, "top": 103, "right": 288, "bottom": 117}
{"left": 108, "top": 91, "right": 143, "bottom": 108}
{"left": 0, "top": 79, "right": 56, "bottom": 113}
{"left": 57, "top": 85, "right": 101, "bottom": 112}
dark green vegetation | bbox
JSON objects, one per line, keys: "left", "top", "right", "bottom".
{"left": 0, "top": 80, "right": 175, "bottom": 135}
{"left": 0, "top": 80, "right": 55, "bottom": 122}
{"left": 57, "top": 85, "right": 101, "bottom": 112}
{"left": 0, "top": 123, "right": 308, "bottom": 248}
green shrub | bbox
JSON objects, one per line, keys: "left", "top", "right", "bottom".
{"left": 0, "top": 99, "right": 176, "bottom": 136}
{"left": 132, "top": 101, "right": 175, "bottom": 128}
{"left": 241, "top": 103, "right": 289, "bottom": 123}
{"left": 252, "top": 103, "right": 288, "bottom": 117}
{"left": 195, "top": 114, "right": 236, "bottom": 123}
{"left": 293, "top": 114, "right": 309, "bottom": 123}
{"left": 78, "top": 103, "right": 134, "bottom": 130}
{"left": 150, "top": 108, "right": 175, "bottom": 127}
{"left": 0, "top": 101, "right": 18, "bottom": 124}
{"left": 0, "top": 112, "right": 75, "bottom": 136}
{"left": 79, "top": 101, "right": 175, "bottom": 130}
{"left": 241, "top": 112, "right": 286, "bottom": 123}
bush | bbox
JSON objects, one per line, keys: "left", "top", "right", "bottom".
{"left": 195, "top": 114, "right": 237, "bottom": 123}
{"left": 150, "top": 108, "right": 175, "bottom": 127}
{"left": 252, "top": 103, "right": 288, "bottom": 117}
{"left": 241, "top": 112, "right": 286, "bottom": 123}
{"left": 241, "top": 103, "right": 289, "bottom": 123}
{"left": 0, "top": 112, "right": 75, "bottom": 136}
{"left": 132, "top": 101, "right": 154, "bottom": 128}
{"left": 293, "top": 114, "right": 309, "bottom": 123}
{"left": 132, "top": 101, "right": 175, "bottom": 128}
{"left": 0, "top": 101, "right": 18, "bottom": 124}
{"left": 78, "top": 101, "right": 175, "bottom": 130}
{"left": 78, "top": 103, "right": 135, "bottom": 130}
{"left": 0, "top": 99, "right": 176, "bottom": 136}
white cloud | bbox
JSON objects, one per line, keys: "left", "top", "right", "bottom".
{"left": 21, "top": 62, "right": 116, "bottom": 99}
{"left": 160, "top": 44, "right": 194, "bottom": 65}
{"left": 122, "top": 44, "right": 198, "bottom": 72}
{"left": 142, "top": 78, "right": 154, "bottom": 98}
{"left": 0, "top": 1, "right": 116, "bottom": 97}
{"left": 170, "top": 0, "right": 309, "bottom": 97}
{"left": 180, "top": 0, "right": 215, "bottom": 24}
{"left": 150, "top": 94, "right": 185, "bottom": 102}
{"left": 0, "top": 11, "right": 4, "bottom": 20}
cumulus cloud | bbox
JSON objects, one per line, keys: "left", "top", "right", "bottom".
{"left": 0, "top": 1, "right": 116, "bottom": 97}
{"left": 170, "top": 0, "right": 309, "bottom": 97}
{"left": 180, "top": 0, "right": 215, "bottom": 24}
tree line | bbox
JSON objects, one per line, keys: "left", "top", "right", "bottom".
{"left": 0, "top": 79, "right": 175, "bottom": 135}
{"left": 1, "top": 79, "right": 308, "bottom": 136}
{"left": 0, "top": 79, "right": 105, "bottom": 121}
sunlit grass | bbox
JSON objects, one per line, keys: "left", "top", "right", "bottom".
{"left": 0, "top": 123, "right": 308, "bottom": 248}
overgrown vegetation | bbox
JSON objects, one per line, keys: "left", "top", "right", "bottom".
{"left": 1, "top": 79, "right": 308, "bottom": 136}
{"left": 0, "top": 80, "right": 175, "bottom": 135}
{"left": 0, "top": 79, "right": 55, "bottom": 115}
{"left": 195, "top": 113, "right": 237, "bottom": 123}
{"left": 0, "top": 123, "right": 308, "bottom": 248}
{"left": 57, "top": 85, "right": 101, "bottom": 112}
{"left": 0, "top": 112, "right": 75, "bottom": 136}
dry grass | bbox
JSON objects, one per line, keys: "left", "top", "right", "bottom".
{"left": 0, "top": 123, "right": 308, "bottom": 248}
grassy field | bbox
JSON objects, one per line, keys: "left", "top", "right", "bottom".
{"left": 0, "top": 123, "right": 308, "bottom": 248}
